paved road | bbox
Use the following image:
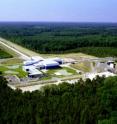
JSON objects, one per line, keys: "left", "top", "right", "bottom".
{"left": 0, "top": 39, "right": 30, "bottom": 60}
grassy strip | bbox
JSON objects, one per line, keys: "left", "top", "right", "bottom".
{"left": 0, "top": 37, "right": 40, "bottom": 57}
{"left": 0, "top": 65, "right": 27, "bottom": 78}
{"left": 69, "top": 47, "right": 117, "bottom": 57}
{"left": 1, "top": 58, "right": 23, "bottom": 65}
{"left": 71, "top": 61, "right": 91, "bottom": 72}
{"left": 46, "top": 67, "right": 77, "bottom": 75}
{"left": 0, "top": 49, "right": 13, "bottom": 59}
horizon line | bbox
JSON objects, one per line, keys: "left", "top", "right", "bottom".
{"left": 0, "top": 21, "right": 117, "bottom": 24}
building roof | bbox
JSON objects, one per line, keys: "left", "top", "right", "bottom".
{"left": 31, "top": 56, "right": 44, "bottom": 61}
{"left": 39, "top": 60, "right": 59, "bottom": 66}
{"left": 23, "top": 59, "right": 40, "bottom": 66}
{"left": 45, "top": 57, "right": 62, "bottom": 62}
{"left": 29, "top": 69, "right": 42, "bottom": 75}
{"left": 23, "top": 66, "right": 42, "bottom": 75}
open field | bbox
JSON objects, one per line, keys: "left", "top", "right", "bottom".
{"left": 0, "top": 40, "right": 18, "bottom": 57}
{"left": 46, "top": 67, "right": 77, "bottom": 75}
{"left": 0, "top": 48, "right": 13, "bottom": 59}
{"left": 0, "top": 38, "right": 30, "bottom": 60}
{"left": 41, "top": 66, "right": 78, "bottom": 80}
{"left": 0, "top": 37, "right": 41, "bottom": 57}
{"left": 43, "top": 52, "right": 97, "bottom": 60}
{"left": 71, "top": 61, "right": 92, "bottom": 72}
{"left": 0, "top": 53, "right": 26, "bottom": 78}
{"left": 0, "top": 64, "right": 27, "bottom": 78}
{"left": 71, "top": 47, "right": 117, "bottom": 57}
{"left": 1, "top": 58, "right": 23, "bottom": 65}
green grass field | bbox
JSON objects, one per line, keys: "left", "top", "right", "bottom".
{"left": 71, "top": 61, "right": 91, "bottom": 72}
{"left": 0, "top": 49, "right": 13, "bottom": 59}
{"left": 1, "top": 58, "right": 23, "bottom": 65}
{"left": 41, "top": 67, "right": 77, "bottom": 80}
{"left": 71, "top": 47, "right": 117, "bottom": 57}
{"left": 46, "top": 67, "right": 77, "bottom": 75}
{"left": 0, "top": 64, "right": 27, "bottom": 78}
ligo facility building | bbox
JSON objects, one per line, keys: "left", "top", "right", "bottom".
{"left": 22, "top": 56, "right": 63, "bottom": 77}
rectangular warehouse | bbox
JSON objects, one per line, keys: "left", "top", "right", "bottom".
{"left": 38, "top": 60, "right": 60, "bottom": 69}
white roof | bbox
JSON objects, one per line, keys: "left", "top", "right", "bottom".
{"left": 107, "top": 61, "right": 114, "bottom": 63}
{"left": 31, "top": 56, "right": 44, "bottom": 61}
{"left": 45, "top": 57, "right": 62, "bottom": 61}
{"left": 29, "top": 69, "right": 42, "bottom": 75}
{"left": 23, "top": 60, "right": 38, "bottom": 65}
{"left": 23, "top": 66, "right": 42, "bottom": 75}
{"left": 33, "top": 63, "right": 43, "bottom": 67}
{"left": 23, "top": 65, "right": 35, "bottom": 70}
{"left": 39, "top": 60, "right": 59, "bottom": 66}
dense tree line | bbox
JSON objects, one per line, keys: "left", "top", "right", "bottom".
{"left": 0, "top": 22, "right": 117, "bottom": 56}
{"left": 0, "top": 75, "right": 117, "bottom": 124}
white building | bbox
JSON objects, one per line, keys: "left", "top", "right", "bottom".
{"left": 23, "top": 56, "right": 44, "bottom": 66}
{"left": 37, "top": 59, "right": 60, "bottom": 69}
{"left": 23, "top": 65, "right": 43, "bottom": 78}
{"left": 23, "top": 60, "right": 39, "bottom": 66}
{"left": 31, "top": 56, "right": 44, "bottom": 61}
{"left": 23, "top": 56, "right": 63, "bottom": 70}
{"left": 48, "top": 57, "right": 63, "bottom": 64}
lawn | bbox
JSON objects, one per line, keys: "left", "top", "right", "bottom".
{"left": 1, "top": 58, "right": 23, "bottom": 65}
{"left": 45, "top": 67, "right": 77, "bottom": 75}
{"left": 0, "top": 57, "right": 26, "bottom": 77}
{"left": 71, "top": 61, "right": 92, "bottom": 72}
{"left": 14, "top": 65, "right": 27, "bottom": 78}
{"left": 41, "top": 67, "right": 77, "bottom": 81}
{"left": 0, "top": 64, "right": 27, "bottom": 78}
{"left": 71, "top": 47, "right": 117, "bottom": 57}
{"left": 0, "top": 49, "right": 13, "bottom": 59}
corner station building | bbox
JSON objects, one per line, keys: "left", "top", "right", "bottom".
{"left": 23, "top": 56, "right": 63, "bottom": 77}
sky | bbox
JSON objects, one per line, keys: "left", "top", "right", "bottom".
{"left": 0, "top": 0, "right": 117, "bottom": 22}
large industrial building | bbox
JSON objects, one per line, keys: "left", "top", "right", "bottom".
{"left": 23, "top": 56, "right": 44, "bottom": 66}
{"left": 23, "top": 56, "right": 63, "bottom": 77}
{"left": 35, "top": 60, "right": 60, "bottom": 69}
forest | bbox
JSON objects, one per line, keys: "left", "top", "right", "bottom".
{"left": 0, "top": 74, "right": 117, "bottom": 124}
{"left": 0, "top": 22, "right": 117, "bottom": 57}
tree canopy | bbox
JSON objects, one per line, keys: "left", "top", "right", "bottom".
{"left": 0, "top": 22, "right": 117, "bottom": 57}
{"left": 0, "top": 75, "right": 117, "bottom": 124}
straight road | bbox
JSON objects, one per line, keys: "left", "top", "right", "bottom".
{"left": 0, "top": 38, "right": 30, "bottom": 60}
